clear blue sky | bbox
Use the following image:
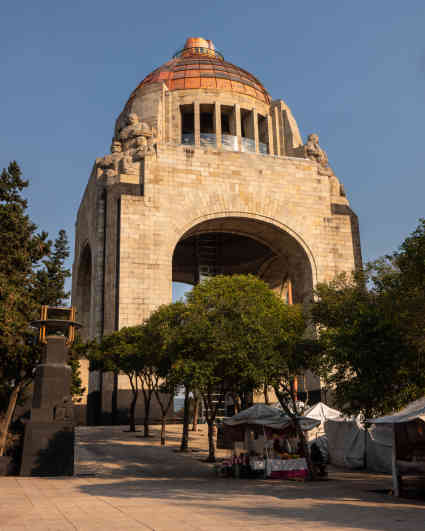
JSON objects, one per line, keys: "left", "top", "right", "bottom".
{"left": 1, "top": 1, "right": 424, "bottom": 300}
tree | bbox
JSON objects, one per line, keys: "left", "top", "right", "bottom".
{"left": 172, "top": 275, "right": 304, "bottom": 462}
{"left": 0, "top": 162, "right": 50, "bottom": 456}
{"left": 311, "top": 237, "right": 425, "bottom": 420}
{"left": 32, "top": 229, "right": 70, "bottom": 306}
{"left": 374, "top": 218, "right": 425, "bottom": 357}
{"left": 143, "top": 302, "right": 186, "bottom": 446}
{"left": 32, "top": 229, "right": 84, "bottom": 401}
{"left": 265, "top": 327, "right": 323, "bottom": 478}
{"left": 85, "top": 327, "right": 145, "bottom": 432}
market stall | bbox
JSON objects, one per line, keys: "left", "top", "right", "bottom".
{"left": 369, "top": 397, "right": 425, "bottom": 497}
{"left": 219, "top": 404, "right": 320, "bottom": 480}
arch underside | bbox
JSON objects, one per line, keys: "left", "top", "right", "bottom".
{"left": 172, "top": 216, "right": 314, "bottom": 303}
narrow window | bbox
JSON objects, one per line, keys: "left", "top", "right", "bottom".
{"left": 241, "top": 109, "right": 255, "bottom": 152}
{"left": 180, "top": 104, "right": 194, "bottom": 145}
{"left": 200, "top": 104, "right": 216, "bottom": 147}
{"left": 258, "top": 114, "right": 269, "bottom": 154}
{"left": 221, "top": 105, "right": 237, "bottom": 151}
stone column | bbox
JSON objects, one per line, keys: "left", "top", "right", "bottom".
{"left": 273, "top": 106, "right": 281, "bottom": 156}
{"left": 235, "top": 104, "right": 242, "bottom": 151}
{"left": 267, "top": 114, "right": 274, "bottom": 155}
{"left": 253, "top": 108, "right": 259, "bottom": 153}
{"left": 176, "top": 101, "right": 182, "bottom": 145}
{"left": 214, "top": 102, "right": 222, "bottom": 148}
{"left": 194, "top": 102, "right": 200, "bottom": 147}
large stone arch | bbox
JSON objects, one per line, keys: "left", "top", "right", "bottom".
{"left": 171, "top": 212, "right": 316, "bottom": 303}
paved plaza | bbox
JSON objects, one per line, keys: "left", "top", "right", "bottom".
{"left": 1, "top": 424, "right": 424, "bottom": 530}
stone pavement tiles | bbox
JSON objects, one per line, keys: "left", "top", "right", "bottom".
{"left": 1, "top": 424, "right": 424, "bottom": 530}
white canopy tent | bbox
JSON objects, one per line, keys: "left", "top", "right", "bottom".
{"left": 369, "top": 397, "right": 425, "bottom": 496}
{"left": 223, "top": 404, "right": 320, "bottom": 432}
{"left": 370, "top": 397, "right": 425, "bottom": 425}
{"left": 305, "top": 402, "right": 343, "bottom": 422}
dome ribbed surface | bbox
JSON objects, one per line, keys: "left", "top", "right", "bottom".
{"left": 128, "top": 44, "right": 270, "bottom": 104}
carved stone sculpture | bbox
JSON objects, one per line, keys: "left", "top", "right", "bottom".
{"left": 133, "top": 135, "right": 148, "bottom": 158}
{"left": 96, "top": 141, "right": 123, "bottom": 178}
{"left": 118, "top": 112, "right": 151, "bottom": 143}
{"left": 120, "top": 152, "right": 138, "bottom": 175}
{"left": 304, "top": 133, "right": 333, "bottom": 176}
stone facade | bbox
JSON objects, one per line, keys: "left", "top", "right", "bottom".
{"left": 72, "top": 38, "right": 361, "bottom": 423}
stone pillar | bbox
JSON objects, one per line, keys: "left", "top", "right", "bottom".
{"left": 214, "top": 102, "right": 222, "bottom": 148}
{"left": 253, "top": 109, "right": 259, "bottom": 153}
{"left": 273, "top": 106, "right": 281, "bottom": 156}
{"left": 267, "top": 114, "right": 274, "bottom": 155}
{"left": 177, "top": 102, "right": 182, "bottom": 145}
{"left": 20, "top": 336, "right": 74, "bottom": 476}
{"left": 194, "top": 102, "right": 200, "bottom": 147}
{"left": 235, "top": 104, "right": 242, "bottom": 151}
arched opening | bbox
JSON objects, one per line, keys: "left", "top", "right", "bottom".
{"left": 76, "top": 244, "right": 92, "bottom": 341}
{"left": 172, "top": 217, "right": 314, "bottom": 304}
{"left": 171, "top": 216, "right": 318, "bottom": 412}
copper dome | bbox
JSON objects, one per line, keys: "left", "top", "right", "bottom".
{"left": 128, "top": 37, "right": 271, "bottom": 104}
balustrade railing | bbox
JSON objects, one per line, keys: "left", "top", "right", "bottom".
{"left": 181, "top": 133, "right": 268, "bottom": 154}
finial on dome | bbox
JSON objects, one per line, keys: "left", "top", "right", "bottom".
{"left": 184, "top": 37, "right": 215, "bottom": 50}
{"left": 174, "top": 37, "right": 223, "bottom": 60}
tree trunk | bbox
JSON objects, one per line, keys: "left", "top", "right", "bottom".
{"left": 143, "top": 391, "right": 152, "bottom": 437}
{"left": 161, "top": 416, "right": 166, "bottom": 446}
{"left": 264, "top": 384, "right": 270, "bottom": 405}
{"left": 192, "top": 392, "right": 200, "bottom": 432}
{"left": 274, "top": 384, "right": 316, "bottom": 480}
{"left": 0, "top": 382, "right": 22, "bottom": 456}
{"left": 295, "top": 418, "right": 316, "bottom": 480}
{"left": 154, "top": 387, "right": 174, "bottom": 447}
{"left": 234, "top": 394, "right": 241, "bottom": 413}
{"left": 129, "top": 390, "right": 138, "bottom": 432}
{"left": 112, "top": 371, "right": 118, "bottom": 425}
{"left": 206, "top": 419, "right": 216, "bottom": 462}
{"left": 180, "top": 388, "right": 190, "bottom": 451}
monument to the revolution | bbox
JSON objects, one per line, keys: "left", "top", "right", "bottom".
{"left": 72, "top": 37, "right": 361, "bottom": 423}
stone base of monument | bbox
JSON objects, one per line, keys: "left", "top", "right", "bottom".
{"left": 0, "top": 456, "right": 14, "bottom": 476}
{"left": 20, "top": 422, "right": 74, "bottom": 476}
{"left": 20, "top": 332, "right": 78, "bottom": 477}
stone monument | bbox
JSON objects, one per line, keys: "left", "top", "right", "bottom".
{"left": 72, "top": 37, "right": 362, "bottom": 423}
{"left": 20, "top": 306, "right": 81, "bottom": 476}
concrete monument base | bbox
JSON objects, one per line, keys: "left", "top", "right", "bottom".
{"left": 20, "top": 335, "right": 75, "bottom": 476}
{"left": 20, "top": 422, "right": 74, "bottom": 476}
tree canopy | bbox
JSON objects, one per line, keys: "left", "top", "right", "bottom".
{"left": 0, "top": 162, "right": 73, "bottom": 455}
{"left": 170, "top": 275, "right": 308, "bottom": 461}
{"left": 311, "top": 219, "right": 425, "bottom": 419}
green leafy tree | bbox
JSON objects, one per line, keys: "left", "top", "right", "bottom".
{"left": 143, "top": 302, "right": 186, "bottom": 446}
{"left": 85, "top": 327, "right": 145, "bottom": 432}
{"left": 0, "top": 162, "right": 50, "bottom": 455}
{"left": 32, "top": 229, "right": 84, "bottom": 401}
{"left": 311, "top": 225, "right": 425, "bottom": 420}
{"left": 265, "top": 326, "right": 323, "bottom": 478}
{"left": 33, "top": 229, "right": 70, "bottom": 306}
{"left": 172, "top": 275, "right": 306, "bottom": 462}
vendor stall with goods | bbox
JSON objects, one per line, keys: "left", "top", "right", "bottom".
{"left": 217, "top": 404, "right": 320, "bottom": 480}
{"left": 369, "top": 396, "right": 425, "bottom": 497}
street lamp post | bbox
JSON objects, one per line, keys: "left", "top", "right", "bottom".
{"left": 20, "top": 306, "right": 81, "bottom": 476}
